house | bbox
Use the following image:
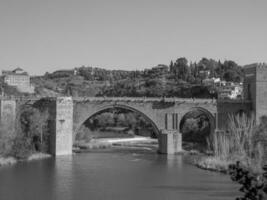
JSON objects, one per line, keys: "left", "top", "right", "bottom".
{"left": 199, "top": 70, "right": 210, "bottom": 79}
{"left": 144, "top": 65, "right": 169, "bottom": 77}
{"left": 2, "top": 68, "right": 35, "bottom": 94}
{"left": 217, "top": 83, "right": 243, "bottom": 99}
{"left": 151, "top": 65, "right": 169, "bottom": 74}
{"left": 203, "top": 77, "right": 221, "bottom": 86}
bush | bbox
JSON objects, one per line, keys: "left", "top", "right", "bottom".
{"left": 19, "top": 105, "right": 50, "bottom": 153}
{"left": 9, "top": 136, "right": 33, "bottom": 159}
{"left": 75, "top": 125, "right": 93, "bottom": 142}
{"left": 0, "top": 137, "right": 14, "bottom": 156}
{"left": 0, "top": 106, "right": 49, "bottom": 160}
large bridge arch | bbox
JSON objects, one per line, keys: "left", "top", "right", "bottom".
{"left": 73, "top": 103, "right": 161, "bottom": 139}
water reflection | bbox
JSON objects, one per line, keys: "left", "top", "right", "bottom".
{"left": 54, "top": 156, "right": 74, "bottom": 200}
{"left": 0, "top": 152, "right": 239, "bottom": 200}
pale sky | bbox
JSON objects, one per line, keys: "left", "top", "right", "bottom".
{"left": 0, "top": 0, "right": 267, "bottom": 75}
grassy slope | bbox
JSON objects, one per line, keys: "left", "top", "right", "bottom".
{"left": 31, "top": 76, "right": 105, "bottom": 97}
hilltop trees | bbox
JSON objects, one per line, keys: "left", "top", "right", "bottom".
{"left": 33, "top": 57, "right": 244, "bottom": 98}
{"left": 170, "top": 57, "right": 189, "bottom": 81}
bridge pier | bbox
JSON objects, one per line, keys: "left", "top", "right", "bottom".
{"left": 50, "top": 97, "right": 73, "bottom": 156}
{"left": 158, "top": 130, "right": 182, "bottom": 154}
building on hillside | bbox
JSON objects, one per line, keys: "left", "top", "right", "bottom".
{"left": 199, "top": 70, "right": 210, "bottom": 79}
{"left": 1, "top": 68, "right": 35, "bottom": 94}
{"left": 144, "top": 64, "right": 169, "bottom": 77}
{"left": 217, "top": 83, "right": 243, "bottom": 99}
{"left": 151, "top": 64, "right": 169, "bottom": 74}
{"left": 203, "top": 77, "right": 221, "bottom": 86}
{"left": 203, "top": 77, "right": 243, "bottom": 99}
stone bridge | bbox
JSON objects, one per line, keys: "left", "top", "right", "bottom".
{"left": 0, "top": 96, "right": 251, "bottom": 156}
{"left": 1, "top": 63, "right": 267, "bottom": 156}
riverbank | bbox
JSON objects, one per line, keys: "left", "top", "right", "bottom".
{"left": 193, "top": 156, "right": 232, "bottom": 173}
{"left": 192, "top": 155, "right": 267, "bottom": 175}
{"left": 0, "top": 153, "right": 51, "bottom": 167}
{"left": 0, "top": 157, "right": 17, "bottom": 167}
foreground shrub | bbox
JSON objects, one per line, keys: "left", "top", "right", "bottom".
{"left": 229, "top": 162, "right": 267, "bottom": 200}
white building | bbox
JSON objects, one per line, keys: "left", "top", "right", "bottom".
{"left": 2, "top": 68, "right": 35, "bottom": 94}
{"left": 218, "top": 84, "right": 243, "bottom": 99}
{"left": 203, "top": 77, "right": 221, "bottom": 86}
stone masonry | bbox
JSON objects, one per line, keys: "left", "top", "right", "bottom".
{"left": 2, "top": 63, "right": 267, "bottom": 156}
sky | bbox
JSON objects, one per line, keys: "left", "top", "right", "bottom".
{"left": 0, "top": 0, "right": 267, "bottom": 75}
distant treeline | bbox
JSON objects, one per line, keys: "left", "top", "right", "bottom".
{"left": 30, "top": 57, "right": 244, "bottom": 98}
{"left": 45, "top": 57, "right": 243, "bottom": 83}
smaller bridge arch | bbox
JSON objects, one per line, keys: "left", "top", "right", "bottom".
{"left": 179, "top": 107, "right": 216, "bottom": 148}
{"left": 179, "top": 106, "right": 216, "bottom": 133}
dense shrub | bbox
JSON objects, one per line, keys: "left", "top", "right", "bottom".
{"left": 19, "top": 105, "right": 49, "bottom": 153}
{"left": 9, "top": 136, "right": 33, "bottom": 159}
{"left": 229, "top": 162, "right": 267, "bottom": 199}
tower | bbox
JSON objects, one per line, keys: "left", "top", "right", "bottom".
{"left": 243, "top": 63, "right": 267, "bottom": 123}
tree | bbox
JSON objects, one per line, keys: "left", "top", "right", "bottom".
{"left": 19, "top": 106, "right": 49, "bottom": 152}
{"left": 173, "top": 57, "right": 189, "bottom": 80}
{"left": 169, "top": 60, "right": 174, "bottom": 73}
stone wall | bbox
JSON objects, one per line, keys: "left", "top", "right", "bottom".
{"left": 216, "top": 100, "right": 252, "bottom": 130}
{"left": 243, "top": 63, "right": 267, "bottom": 123}
{"left": 0, "top": 100, "right": 16, "bottom": 132}
{"left": 255, "top": 65, "right": 267, "bottom": 123}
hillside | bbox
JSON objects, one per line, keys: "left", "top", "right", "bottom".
{"left": 31, "top": 75, "right": 106, "bottom": 97}
{"left": 1, "top": 57, "right": 243, "bottom": 98}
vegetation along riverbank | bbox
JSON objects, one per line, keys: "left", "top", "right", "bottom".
{"left": 195, "top": 114, "right": 267, "bottom": 175}
{"left": 0, "top": 113, "right": 51, "bottom": 167}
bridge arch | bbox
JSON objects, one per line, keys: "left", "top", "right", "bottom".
{"left": 74, "top": 104, "right": 161, "bottom": 139}
{"left": 179, "top": 106, "right": 216, "bottom": 146}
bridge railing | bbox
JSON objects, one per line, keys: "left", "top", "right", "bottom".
{"left": 0, "top": 95, "right": 251, "bottom": 104}
{"left": 72, "top": 96, "right": 218, "bottom": 103}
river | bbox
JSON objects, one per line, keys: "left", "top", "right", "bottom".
{"left": 0, "top": 150, "right": 239, "bottom": 200}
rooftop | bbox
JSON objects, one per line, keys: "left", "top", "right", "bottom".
{"left": 2, "top": 68, "right": 28, "bottom": 76}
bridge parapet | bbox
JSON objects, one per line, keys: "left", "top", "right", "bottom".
{"left": 0, "top": 96, "right": 252, "bottom": 104}
{"left": 1, "top": 95, "right": 251, "bottom": 104}
{"left": 0, "top": 96, "right": 57, "bottom": 101}
{"left": 72, "top": 96, "right": 218, "bottom": 104}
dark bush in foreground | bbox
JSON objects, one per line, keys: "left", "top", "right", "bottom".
{"left": 229, "top": 162, "right": 267, "bottom": 200}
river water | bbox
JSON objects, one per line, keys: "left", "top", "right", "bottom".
{"left": 0, "top": 151, "right": 239, "bottom": 200}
